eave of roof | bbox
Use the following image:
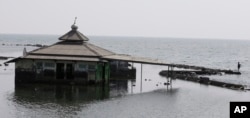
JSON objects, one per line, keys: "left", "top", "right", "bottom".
{"left": 5, "top": 55, "right": 102, "bottom": 63}
{"left": 25, "top": 55, "right": 101, "bottom": 62}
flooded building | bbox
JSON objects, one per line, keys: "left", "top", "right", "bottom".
{"left": 8, "top": 23, "right": 115, "bottom": 84}
{"left": 7, "top": 21, "right": 167, "bottom": 85}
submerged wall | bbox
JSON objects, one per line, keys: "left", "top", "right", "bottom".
{"left": 15, "top": 59, "right": 110, "bottom": 84}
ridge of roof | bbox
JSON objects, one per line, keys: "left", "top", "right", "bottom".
{"left": 85, "top": 43, "right": 115, "bottom": 56}
{"left": 84, "top": 43, "right": 100, "bottom": 56}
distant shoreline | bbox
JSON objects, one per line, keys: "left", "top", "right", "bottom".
{"left": 0, "top": 56, "right": 14, "bottom": 60}
{"left": 1, "top": 43, "right": 47, "bottom": 47}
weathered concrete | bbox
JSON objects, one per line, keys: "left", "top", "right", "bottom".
{"left": 160, "top": 69, "right": 241, "bottom": 76}
{"left": 159, "top": 69, "right": 245, "bottom": 90}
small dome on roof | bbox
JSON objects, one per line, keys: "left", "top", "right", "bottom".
{"left": 71, "top": 24, "right": 78, "bottom": 30}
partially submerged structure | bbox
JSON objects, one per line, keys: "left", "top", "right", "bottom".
{"left": 7, "top": 23, "right": 115, "bottom": 84}
{"left": 7, "top": 22, "right": 243, "bottom": 91}
{"left": 7, "top": 22, "right": 164, "bottom": 85}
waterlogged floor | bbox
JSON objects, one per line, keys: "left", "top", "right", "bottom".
{"left": 0, "top": 62, "right": 250, "bottom": 118}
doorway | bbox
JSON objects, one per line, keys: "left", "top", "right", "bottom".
{"left": 56, "top": 63, "right": 64, "bottom": 79}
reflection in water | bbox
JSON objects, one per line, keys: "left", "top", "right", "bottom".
{"left": 12, "top": 84, "right": 112, "bottom": 117}
{"left": 14, "top": 84, "right": 110, "bottom": 104}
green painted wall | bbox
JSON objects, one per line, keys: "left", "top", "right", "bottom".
{"left": 95, "top": 63, "right": 110, "bottom": 82}
{"left": 104, "top": 63, "right": 110, "bottom": 81}
{"left": 95, "top": 63, "right": 103, "bottom": 81}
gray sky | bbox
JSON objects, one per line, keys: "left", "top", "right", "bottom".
{"left": 1, "top": 0, "right": 250, "bottom": 40}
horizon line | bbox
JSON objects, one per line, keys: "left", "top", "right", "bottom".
{"left": 0, "top": 33, "right": 249, "bottom": 41}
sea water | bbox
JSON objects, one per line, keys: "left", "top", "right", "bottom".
{"left": 0, "top": 34, "right": 250, "bottom": 118}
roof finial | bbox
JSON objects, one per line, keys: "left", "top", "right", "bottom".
{"left": 71, "top": 17, "right": 78, "bottom": 30}
{"left": 74, "top": 17, "right": 77, "bottom": 25}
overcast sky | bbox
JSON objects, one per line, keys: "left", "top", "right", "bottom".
{"left": 1, "top": 0, "right": 250, "bottom": 40}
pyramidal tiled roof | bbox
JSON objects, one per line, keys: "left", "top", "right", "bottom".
{"left": 21, "top": 23, "right": 115, "bottom": 61}
{"left": 58, "top": 24, "right": 89, "bottom": 41}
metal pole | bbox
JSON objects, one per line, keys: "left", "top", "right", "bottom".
{"left": 131, "top": 80, "right": 133, "bottom": 94}
{"left": 167, "top": 66, "right": 169, "bottom": 78}
{"left": 171, "top": 66, "right": 173, "bottom": 89}
{"left": 167, "top": 66, "right": 169, "bottom": 90}
{"left": 140, "top": 63, "right": 143, "bottom": 92}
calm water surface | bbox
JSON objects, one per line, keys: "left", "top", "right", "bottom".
{"left": 1, "top": 62, "right": 250, "bottom": 118}
{"left": 1, "top": 34, "right": 250, "bottom": 117}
